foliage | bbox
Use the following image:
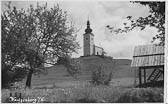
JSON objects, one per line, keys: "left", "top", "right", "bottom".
{"left": 106, "top": 2, "right": 165, "bottom": 46}
{"left": 2, "top": 86, "right": 163, "bottom": 103}
{"left": 116, "top": 87, "right": 163, "bottom": 103}
{"left": 57, "top": 55, "right": 82, "bottom": 78}
{"left": 2, "top": 66, "right": 28, "bottom": 88}
{"left": 1, "top": 2, "right": 80, "bottom": 88}
{"left": 91, "top": 66, "right": 112, "bottom": 85}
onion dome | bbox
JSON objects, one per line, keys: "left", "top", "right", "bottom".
{"left": 85, "top": 20, "right": 92, "bottom": 33}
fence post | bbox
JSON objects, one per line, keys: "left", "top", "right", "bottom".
{"left": 139, "top": 68, "right": 142, "bottom": 86}
{"left": 144, "top": 68, "right": 146, "bottom": 84}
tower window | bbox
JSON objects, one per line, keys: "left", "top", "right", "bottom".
{"left": 86, "top": 37, "right": 88, "bottom": 40}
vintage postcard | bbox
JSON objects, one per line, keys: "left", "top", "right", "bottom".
{"left": 1, "top": 0, "right": 167, "bottom": 103}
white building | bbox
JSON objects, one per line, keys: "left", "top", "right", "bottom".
{"left": 83, "top": 20, "right": 105, "bottom": 56}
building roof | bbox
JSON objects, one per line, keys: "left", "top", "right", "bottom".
{"left": 94, "top": 45, "right": 104, "bottom": 50}
{"left": 131, "top": 44, "right": 164, "bottom": 67}
{"left": 85, "top": 20, "right": 92, "bottom": 34}
{"left": 83, "top": 32, "right": 94, "bottom": 36}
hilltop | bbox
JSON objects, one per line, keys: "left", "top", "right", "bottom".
{"left": 20, "top": 56, "right": 135, "bottom": 88}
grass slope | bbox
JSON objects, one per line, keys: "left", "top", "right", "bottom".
{"left": 21, "top": 56, "right": 137, "bottom": 88}
{"left": 20, "top": 56, "right": 159, "bottom": 88}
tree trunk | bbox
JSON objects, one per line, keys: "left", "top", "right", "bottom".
{"left": 25, "top": 69, "right": 33, "bottom": 88}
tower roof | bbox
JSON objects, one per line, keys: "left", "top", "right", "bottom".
{"left": 85, "top": 20, "right": 92, "bottom": 33}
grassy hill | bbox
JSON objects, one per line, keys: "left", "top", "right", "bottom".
{"left": 20, "top": 56, "right": 138, "bottom": 88}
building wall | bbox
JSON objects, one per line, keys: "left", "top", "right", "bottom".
{"left": 94, "top": 46, "right": 104, "bottom": 55}
{"left": 83, "top": 33, "right": 94, "bottom": 56}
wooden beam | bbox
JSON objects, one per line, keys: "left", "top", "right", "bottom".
{"left": 139, "top": 65, "right": 164, "bottom": 69}
{"left": 133, "top": 53, "right": 164, "bottom": 57}
{"left": 162, "top": 66, "right": 164, "bottom": 81}
{"left": 139, "top": 68, "right": 142, "bottom": 86}
{"left": 144, "top": 68, "right": 146, "bottom": 84}
{"left": 147, "top": 68, "right": 157, "bottom": 81}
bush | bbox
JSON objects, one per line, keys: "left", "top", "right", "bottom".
{"left": 57, "top": 55, "right": 81, "bottom": 78}
{"left": 116, "top": 88, "right": 163, "bottom": 103}
{"left": 57, "top": 56, "right": 71, "bottom": 65}
{"left": 91, "top": 66, "right": 112, "bottom": 85}
{"left": 2, "top": 65, "right": 28, "bottom": 88}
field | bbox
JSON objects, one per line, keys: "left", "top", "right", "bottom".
{"left": 1, "top": 56, "right": 164, "bottom": 103}
{"left": 2, "top": 86, "right": 163, "bottom": 103}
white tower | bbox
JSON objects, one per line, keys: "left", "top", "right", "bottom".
{"left": 83, "top": 20, "right": 94, "bottom": 56}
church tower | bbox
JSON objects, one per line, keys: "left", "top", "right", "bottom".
{"left": 83, "top": 20, "right": 94, "bottom": 56}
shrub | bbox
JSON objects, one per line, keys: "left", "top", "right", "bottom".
{"left": 57, "top": 55, "right": 81, "bottom": 78}
{"left": 91, "top": 66, "right": 112, "bottom": 85}
{"left": 116, "top": 88, "right": 163, "bottom": 103}
{"left": 2, "top": 65, "right": 28, "bottom": 88}
{"left": 57, "top": 56, "right": 71, "bottom": 65}
{"left": 75, "top": 98, "right": 97, "bottom": 103}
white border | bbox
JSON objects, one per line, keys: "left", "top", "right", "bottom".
{"left": 0, "top": 0, "right": 167, "bottom": 104}
{"left": 165, "top": 1, "right": 168, "bottom": 103}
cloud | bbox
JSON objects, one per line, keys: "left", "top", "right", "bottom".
{"left": 2, "top": 1, "right": 158, "bottom": 59}
{"left": 69, "top": 1, "right": 157, "bottom": 59}
{"left": 101, "top": 26, "right": 158, "bottom": 59}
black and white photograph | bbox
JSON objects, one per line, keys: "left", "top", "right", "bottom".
{"left": 1, "top": 0, "right": 167, "bottom": 103}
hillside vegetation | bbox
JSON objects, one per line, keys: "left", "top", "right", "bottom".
{"left": 19, "top": 56, "right": 137, "bottom": 88}
{"left": 3, "top": 56, "right": 163, "bottom": 103}
{"left": 2, "top": 86, "right": 163, "bottom": 103}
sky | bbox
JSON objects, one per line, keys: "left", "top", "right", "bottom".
{"left": 1, "top": 1, "right": 159, "bottom": 59}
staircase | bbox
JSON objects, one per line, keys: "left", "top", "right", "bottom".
{"left": 147, "top": 68, "right": 163, "bottom": 82}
